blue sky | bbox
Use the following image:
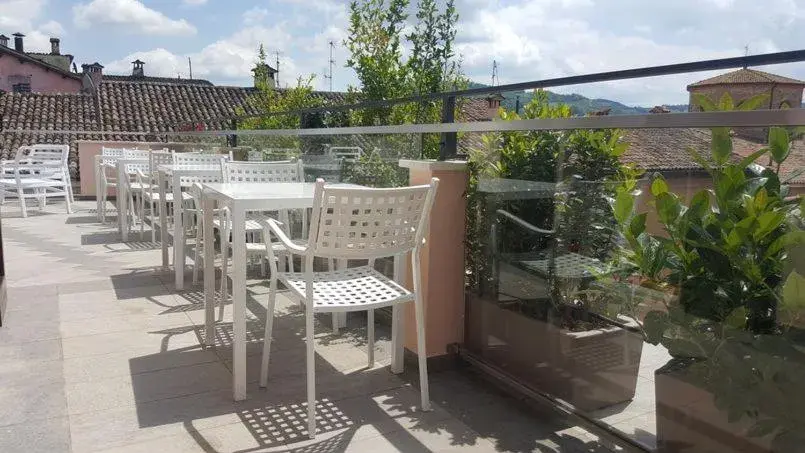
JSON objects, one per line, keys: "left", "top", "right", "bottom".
{"left": 3, "top": 0, "right": 805, "bottom": 105}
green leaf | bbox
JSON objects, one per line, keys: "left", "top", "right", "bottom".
{"left": 613, "top": 190, "right": 634, "bottom": 225}
{"left": 718, "top": 92, "right": 735, "bottom": 111}
{"left": 630, "top": 212, "right": 647, "bottom": 237}
{"left": 692, "top": 93, "right": 717, "bottom": 112}
{"left": 753, "top": 211, "right": 785, "bottom": 241}
{"left": 725, "top": 306, "right": 747, "bottom": 330}
{"left": 766, "top": 231, "right": 805, "bottom": 259}
{"left": 738, "top": 148, "right": 768, "bottom": 169}
{"left": 711, "top": 127, "right": 733, "bottom": 165}
{"left": 688, "top": 190, "right": 710, "bottom": 219}
{"left": 768, "top": 127, "right": 791, "bottom": 164}
{"left": 656, "top": 192, "right": 681, "bottom": 225}
{"left": 666, "top": 338, "right": 705, "bottom": 358}
{"left": 782, "top": 272, "right": 805, "bottom": 311}
{"left": 736, "top": 93, "right": 770, "bottom": 111}
{"left": 650, "top": 176, "right": 669, "bottom": 196}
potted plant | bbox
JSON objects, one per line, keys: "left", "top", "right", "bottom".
{"left": 465, "top": 92, "right": 645, "bottom": 411}
{"left": 611, "top": 95, "right": 805, "bottom": 452}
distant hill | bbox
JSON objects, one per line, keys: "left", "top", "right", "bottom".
{"left": 467, "top": 82, "right": 688, "bottom": 116}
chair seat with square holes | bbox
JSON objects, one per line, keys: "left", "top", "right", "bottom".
{"left": 278, "top": 265, "right": 413, "bottom": 312}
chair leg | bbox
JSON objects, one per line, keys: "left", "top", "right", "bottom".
{"left": 367, "top": 309, "right": 375, "bottom": 368}
{"left": 413, "top": 290, "right": 432, "bottom": 411}
{"left": 100, "top": 188, "right": 107, "bottom": 223}
{"left": 18, "top": 187, "right": 27, "bottom": 218}
{"left": 220, "top": 239, "right": 229, "bottom": 303}
{"left": 150, "top": 199, "right": 157, "bottom": 243}
{"left": 259, "top": 276, "right": 277, "bottom": 387}
{"left": 193, "top": 221, "right": 202, "bottom": 285}
{"left": 64, "top": 185, "right": 72, "bottom": 214}
{"left": 306, "top": 308, "right": 316, "bottom": 439}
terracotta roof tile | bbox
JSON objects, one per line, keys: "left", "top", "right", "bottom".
{"left": 733, "top": 136, "right": 805, "bottom": 184}
{"left": 688, "top": 68, "right": 805, "bottom": 89}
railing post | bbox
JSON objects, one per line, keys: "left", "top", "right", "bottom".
{"left": 228, "top": 119, "right": 238, "bottom": 148}
{"left": 439, "top": 95, "right": 457, "bottom": 161}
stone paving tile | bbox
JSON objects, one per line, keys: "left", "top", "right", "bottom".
{"left": 0, "top": 417, "right": 71, "bottom": 453}
{"left": 0, "top": 202, "right": 619, "bottom": 453}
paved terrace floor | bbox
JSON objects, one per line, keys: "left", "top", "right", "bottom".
{"left": 0, "top": 201, "right": 623, "bottom": 453}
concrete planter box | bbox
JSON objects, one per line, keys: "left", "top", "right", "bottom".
{"left": 655, "top": 358, "right": 776, "bottom": 453}
{"left": 467, "top": 294, "right": 643, "bottom": 411}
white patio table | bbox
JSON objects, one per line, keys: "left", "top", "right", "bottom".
{"left": 158, "top": 164, "right": 224, "bottom": 290}
{"left": 117, "top": 158, "right": 149, "bottom": 241}
{"left": 200, "top": 182, "right": 408, "bottom": 401}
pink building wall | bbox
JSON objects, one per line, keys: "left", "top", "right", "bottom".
{"left": 0, "top": 57, "right": 81, "bottom": 93}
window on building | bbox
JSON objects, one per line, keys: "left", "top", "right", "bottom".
{"left": 11, "top": 83, "right": 31, "bottom": 93}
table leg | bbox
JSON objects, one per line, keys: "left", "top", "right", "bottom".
{"left": 231, "top": 206, "right": 247, "bottom": 401}
{"left": 203, "top": 195, "right": 216, "bottom": 346}
{"left": 334, "top": 259, "right": 348, "bottom": 329}
{"left": 173, "top": 175, "right": 185, "bottom": 290}
{"left": 159, "top": 171, "right": 169, "bottom": 269}
{"left": 391, "top": 253, "right": 407, "bottom": 374}
{"left": 119, "top": 164, "right": 129, "bottom": 242}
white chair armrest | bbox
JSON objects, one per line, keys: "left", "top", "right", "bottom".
{"left": 259, "top": 218, "right": 308, "bottom": 254}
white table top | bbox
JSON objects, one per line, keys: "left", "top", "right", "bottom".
{"left": 203, "top": 182, "right": 360, "bottom": 200}
{"left": 158, "top": 164, "right": 223, "bottom": 174}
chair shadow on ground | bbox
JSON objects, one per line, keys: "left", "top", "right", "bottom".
{"left": 126, "top": 283, "right": 627, "bottom": 453}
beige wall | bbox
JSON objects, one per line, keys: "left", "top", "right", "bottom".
{"left": 638, "top": 172, "right": 712, "bottom": 236}
{"left": 77, "top": 140, "right": 203, "bottom": 197}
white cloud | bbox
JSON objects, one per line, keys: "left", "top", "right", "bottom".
{"left": 104, "top": 5, "right": 353, "bottom": 90}
{"left": 38, "top": 20, "right": 65, "bottom": 36}
{"left": 183, "top": 0, "right": 207, "bottom": 5}
{"left": 73, "top": 0, "right": 196, "bottom": 36}
{"left": 454, "top": 0, "right": 805, "bottom": 105}
{"left": 242, "top": 7, "right": 269, "bottom": 25}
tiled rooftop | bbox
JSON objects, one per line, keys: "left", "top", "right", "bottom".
{"left": 0, "top": 201, "right": 621, "bottom": 453}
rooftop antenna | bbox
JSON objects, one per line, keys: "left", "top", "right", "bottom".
{"left": 744, "top": 45, "right": 749, "bottom": 68}
{"left": 491, "top": 59, "right": 499, "bottom": 86}
{"left": 188, "top": 57, "right": 193, "bottom": 79}
{"left": 323, "top": 40, "right": 335, "bottom": 92}
{"left": 273, "top": 50, "right": 283, "bottom": 88}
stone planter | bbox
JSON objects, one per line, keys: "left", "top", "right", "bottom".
{"left": 467, "top": 294, "right": 643, "bottom": 411}
{"left": 655, "top": 358, "right": 776, "bottom": 453}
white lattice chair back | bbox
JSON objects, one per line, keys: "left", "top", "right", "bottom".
{"left": 174, "top": 152, "right": 227, "bottom": 168}
{"left": 122, "top": 159, "right": 151, "bottom": 175}
{"left": 223, "top": 161, "right": 302, "bottom": 183}
{"left": 124, "top": 149, "right": 151, "bottom": 160}
{"left": 28, "top": 144, "right": 69, "bottom": 165}
{"left": 100, "top": 147, "right": 128, "bottom": 166}
{"left": 149, "top": 150, "right": 173, "bottom": 172}
{"left": 307, "top": 178, "right": 439, "bottom": 260}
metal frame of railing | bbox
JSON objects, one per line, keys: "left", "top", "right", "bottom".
{"left": 165, "top": 49, "right": 805, "bottom": 160}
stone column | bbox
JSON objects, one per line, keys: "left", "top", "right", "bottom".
{"left": 398, "top": 159, "right": 469, "bottom": 360}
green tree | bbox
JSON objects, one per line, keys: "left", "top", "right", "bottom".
{"left": 345, "top": 0, "right": 466, "bottom": 158}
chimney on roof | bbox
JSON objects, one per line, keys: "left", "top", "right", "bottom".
{"left": 131, "top": 59, "right": 145, "bottom": 77}
{"left": 13, "top": 32, "right": 24, "bottom": 52}
{"left": 50, "top": 38, "right": 60, "bottom": 55}
{"left": 0, "top": 35, "right": 8, "bottom": 48}
{"left": 81, "top": 62, "right": 104, "bottom": 93}
{"left": 485, "top": 92, "right": 505, "bottom": 120}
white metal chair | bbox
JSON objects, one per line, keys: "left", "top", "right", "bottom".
{"left": 119, "top": 159, "right": 152, "bottom": 235}
{"left": 258, "top": 178, "right": 439, "bottom": 439}
{"left": 216, "top": 161, "right": 304, "bottom": 296}
{"left": 0, "top": 144, "right": 73, "bottom": 217}
{"left": 137, "top": 150, "right": 174, "bottom": 242}
{"left": 97, "top": 147, "right": 128, "bottom": 222}
{"left": 174, "top": 152, "right": 228, "bottom": 167}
